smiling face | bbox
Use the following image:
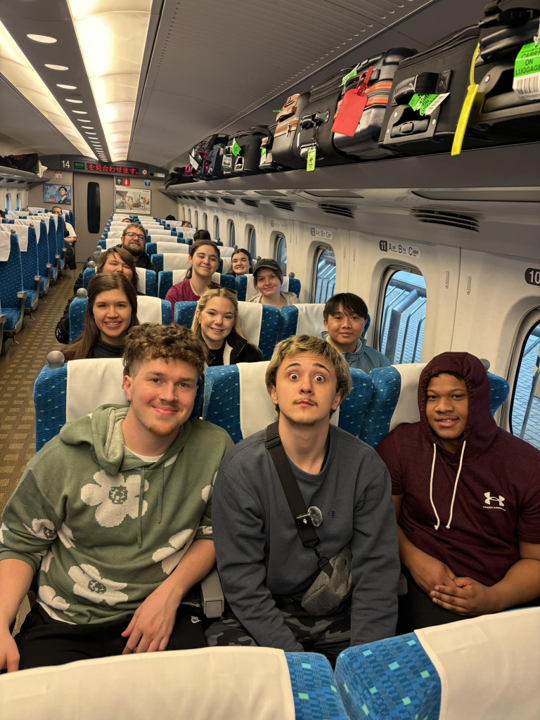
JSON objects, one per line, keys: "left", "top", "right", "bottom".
{"left": 425, "top": 373, "right": 469, "bottom": 453}
{"left": 122, "top": 358, "right": 198, "bottom": 438}
{"left": 122, "top": 227, "right": 146, "bottom": 257}
{"left": 197, "top": 296, "right": 236, "bottom": 350}
{"left": 255, "top": 268, "right": 282, "bottom": 298}
{"left": 269, "top": 353, "right": 342, "bottom": 428}
{"left": 189, "top": 245, "right": 219, "bottom": 279}
{"left": 323, "top": 304, "right": 366, "bottom": 354}
{"left": 231, "top": 252, "right": 250, "bottom": 276}
{"left": 101, "top": 252, "right": 134, "bottom": 282}
{"left": 92, "top": 289, "right": 132, "bottom": 346}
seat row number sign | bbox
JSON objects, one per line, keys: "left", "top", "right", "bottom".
{"left": 380, "top": 240, "right": 420, "bottom": 258}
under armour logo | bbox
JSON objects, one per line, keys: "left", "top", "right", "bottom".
{"left": 484, "top": 492, "right": 505, "bottom": 507}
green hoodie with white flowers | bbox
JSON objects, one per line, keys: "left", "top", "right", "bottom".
{"left": 0, "top": 405, "right": 233, "bottom": 624}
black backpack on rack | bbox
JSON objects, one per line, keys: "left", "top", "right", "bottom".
{"left": 222, "top": 127, "right": 270, "bottom": 176}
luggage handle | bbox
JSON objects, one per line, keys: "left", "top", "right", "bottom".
{"left": 300, "top": 111, "right": 330, "bottom": 129}
{"left": 393, "top": 71, "right": 452, "bottom": 104}
{"left": 481, "top": 1, "right": 540, "bottom": 27}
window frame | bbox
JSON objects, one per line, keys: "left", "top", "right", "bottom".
{"left": 246, "top": 225, "right": 256, "bottom": 258}
{"left": 214, "top": 216, "right": 220, "bottom": 242}
{"left": 375, "top": 263, "right": 426, "bottom": 359}
{"left": 227, "top": 219, "right": 235, "bottom": 247}
{"left": 506, "top": 308, "right": 540, "bottom": 444}
{"left": 4, "top": 193, "right": 11, "bottom": 211}
{"left": 274, "top": 233, "right": 287, "bottom": 275}
{"left": 194, "top": 210, "right": 198, "bottom": 229}
{"left": 16, "top": 192, "right": 21, "bottom": 211}
{"left": 311, "top": 244, "right": 336, "bottom": 304}
{"left": 203, "top": 212, "right": 208, "bottom": 230}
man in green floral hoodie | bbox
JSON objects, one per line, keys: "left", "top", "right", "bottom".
{"left": 0, "top": 324, "right": 233, "bottom": 671}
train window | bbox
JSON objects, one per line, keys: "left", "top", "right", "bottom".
{"left": 312, "top": 247, "right": 336, "bottom": 303}
{"left": 510, "top": 316, "right": 540, "bottom": 451}
{"left": 188, "top": 209, "right": 192, "bottom": 224}
{"left": 214, "top": 216, "right": 220, "bottom": 241}
{"left": 275, "top": 234, "right": 287, "bottom": 274}
{"left": 379, "top": 268, "right": 427, "bottom": 364}
{"left": 194, "top": 210, "right": 198, "bottom": 229}
{"left": 203, "top": 212, "right": 208, "bottom": 230}
{"left": 16, "top": 193, "right": 21, "bottom": 211}
{"left": 4, "top": 193, "right": 11, "bottom": 211}
{"left": 228, "top": 220, "right": 235, "bottom": 247}
{"left": 248, "top": 226, "right": 257, "bottom": 257}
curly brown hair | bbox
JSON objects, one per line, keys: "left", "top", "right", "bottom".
{"left": 123, "top": 323, "right": 207, "bottom": 377}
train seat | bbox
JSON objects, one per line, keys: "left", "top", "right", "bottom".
{"left": 203, "top": 362, "right": 373, "bottom": 444}
{"left": 15, "top": 225, "right": 40, "bottom": 313}
{"left": 0, "top": 647, "right": 347, "bottom": 720}
{"left": 151, "top": 253, "right": 227, "bottom": 274}
{"left": 361, "top": 363, "right": 510, "bottom": 448}
{"left": 83, "top": 266, "right": 157, "bottom": 296}
{"left": 236, "top": 273, "right": 301, "bottom": 302}
{"left": 68, "top": 293, "right": 171, "bottom": 343}
{"left": 279, "top": 303, "right": 325, "bottom": 342}
{"left": 174, "top": 300, "right": 280, "bottom": 361}
{"left": 48, "top": 216, "right": 64, "bottom": 277}
{"left": 35, "top": 220, "right": 52, "bottom": 294}
{"left": 334, "top": 608, "right": 540, "bottom": 720}
{"left": 146, "top": 241, "right": 189, "bottom": 256}
{"left": 158, "top": 269, "right": 235, "bottom": 299}
{"left": 0, "top": 228, "right": 26, "bottom": 338}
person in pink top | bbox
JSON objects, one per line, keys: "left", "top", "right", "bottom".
{"left": 165, "top": 240, "right": 221, "bottom": 314}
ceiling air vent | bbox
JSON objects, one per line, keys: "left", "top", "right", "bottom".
{"left": 411, "top": 208, "right": 479, "bottom": 232}
{"left": 196, "top": 196, "right": 206, "bottom": 202}
{"left": 222, "top": 197, "right": 236, "bottom": 205}
{"left": 208, "top": 196, "right": 219, "bottom": 203}
{"left": 318, "top": 203, "right": 355, "bottom": 219}
{"left": 270, "top": 200, "right": 295, "bottom": 212}
{"left": 241, "top": 199, "right": 259, "bottom": 208}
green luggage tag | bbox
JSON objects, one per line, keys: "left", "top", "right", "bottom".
{"left": 231, "top": 140, "right": 241, "bottom": 156}
{"left": 306, "top": 147, "right": 316, "bottom": 172}
{"left": 513, "top": 30, "right": 540, "bottom": 101}
{"left": 409, "top": 93, "right": 449, "bottom": 116}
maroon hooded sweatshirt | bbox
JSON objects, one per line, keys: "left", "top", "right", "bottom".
{"left": 377, "top": 352, "right": 540, "bottom": 586}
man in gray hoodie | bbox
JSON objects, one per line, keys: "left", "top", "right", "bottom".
{"left": 207, "top": 335, "right": 399, "bottom": 662}
{"left": 0, "top": 324, "right": 233, "bottom": 672}
{"left": 322, "top": 292, "right": 390, "bottom": 373}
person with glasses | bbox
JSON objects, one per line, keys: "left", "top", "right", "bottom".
{"left": 118, "top": 224, "right": 157, "bottom": 273}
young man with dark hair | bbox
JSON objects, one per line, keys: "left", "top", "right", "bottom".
{"left": 0, "top": 324, "right": 233, "bottom": 672}
{"left": 377, "top": 351, "right": 540, "bottom": 633}
{"left": 193, "top": 229, "right": 211, "bottom": 242}
{"left": 207, "top": 335, "right": 399, "bottom": 661}
{"left": 323, "top": 292, "right": 390, "bottom": 373}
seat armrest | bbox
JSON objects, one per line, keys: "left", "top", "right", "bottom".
{"left": 200, "top": 567, "right": 224, "bottom": 618}
{"left": 17, "top": 291, "right": 28, "bottom": 301}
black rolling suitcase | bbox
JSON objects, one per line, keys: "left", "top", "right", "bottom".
{"left": 222, "top": 127, "right": 269, "bottom": 176}
{"left": 271, "top": 93, "right": 311, "bottom": 169}
{"left": 294, "top": 68, "right": 359, "bottom": 167}
{"left": 469, "top": 1, "right": 540, "bottom": 140}
{"left": 379, "top": 25, "right": 493, "bottom": 155}
{"left": 259, "top": 124, "right": 283, "bottom": 172}
{"left": 332, "top": 48, "right": 416, "bottom": 159}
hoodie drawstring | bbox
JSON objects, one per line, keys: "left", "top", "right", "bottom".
{"left": 429, "top": 440, "right": 467, "bottom": 531}
{"left": 158, "top": 466, "right": 164, "bottom": 524}
{"left": 446, "top": 441, "right": 466, "bottom": 530}
{"left": 137, "top": 468, "right": 146, "bottom": 548}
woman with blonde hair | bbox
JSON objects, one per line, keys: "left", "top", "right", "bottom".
{"left": 191, "top": 287, "right": 262, "bottom": 367}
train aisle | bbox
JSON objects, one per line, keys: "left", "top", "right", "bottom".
{"left": 0, "top": 270, "right": 76, "bottom": 517}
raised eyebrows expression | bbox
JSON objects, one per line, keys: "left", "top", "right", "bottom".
{"left": 283, "top": 360, "right": 331, "bottom": 379}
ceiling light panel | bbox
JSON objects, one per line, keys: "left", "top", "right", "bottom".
{"left": 0, "top": 21, "right": 95, "bottom": 159}
{"left": 27, "top": 35, "right": 57, "bottom": 44}
{"left": 67, "top": 0, "right": 152, "bottom": 162}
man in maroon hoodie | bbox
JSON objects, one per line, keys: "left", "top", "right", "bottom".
{"left": 377, "top": 351, "right": 540, "bottom": 632}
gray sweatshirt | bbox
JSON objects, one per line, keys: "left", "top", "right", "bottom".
{"left": 213, "top": 425, "right": 399, "bottom": 651}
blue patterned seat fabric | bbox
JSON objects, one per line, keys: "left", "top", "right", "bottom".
{"left": 0, "top": 232, "right": 24, "bottom": 331}
{"left": 361, "top": 366, "right": 510, "bottom": 449}
{"left": 34, "top": 365, "right": 203, "bottom": 452}
{"left": 236, "top": 275, "right": 302, "bottom": 302}
{"left": 335, "top": 634, "right": 441, "bottom": 720}
{"left": 37, "top": 221, "right": 51, "bottom": 291}
{"left": 286, "top": 652, "right": 348, "bottom": 720}
{"left": 174, "top": 301, "right": 197, "bottom": 328}
{"left": 20, "top": 227, "right": 40, "bottom": 308}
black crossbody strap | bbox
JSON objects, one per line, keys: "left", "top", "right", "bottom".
{"left": 266, "top": 422, "right": 333, "bottom": 576}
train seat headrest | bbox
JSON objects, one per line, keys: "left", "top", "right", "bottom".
{"left": 136, "top": 296, "right": 168, "bottom": 324}
{"left": 67, "top": 358, "right": 126, "bottom": 422}
{"left": 0, "top": 228, "right": 11, "bottom": 261}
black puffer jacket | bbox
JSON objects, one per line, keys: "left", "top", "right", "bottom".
{"left": 206, "top": 331, "right": 262, "bottom": 367}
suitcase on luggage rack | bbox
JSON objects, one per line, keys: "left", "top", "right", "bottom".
{"left": 189, "top": 135, "right": 229, "bottom": 180}
{"left": 205, "top": 136, "right": 229, "bottom": 179}
{"left": 332, "top": 48, "right": 416, "bottom": 160}
{"left": 271, "top": 93, "right": 311, "bottom": 169}
{"left": 379, "top": 25, "right": 497, "bottom": 155}
{"left": 164, "top": 168, "right": 196, "bottom": 188}
{"left": 222, "top": 127, "right": 269, "bottom": 176}
{"left": 469, "top": 1, "right": 540, "bottom": 139}
{"left": 259, "top": 124, "right": 283, "bottom": 172}
{"left": 294, "top": 69, "right": 359, "bottom": 167}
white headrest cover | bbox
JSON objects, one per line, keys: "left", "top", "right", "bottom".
{"left": 136, "top": 296, "right": 164, "bottom": 325}
{"left": 149, "top": 235, "right": 179, "bottom": 243}
{"left": 295, "top": 304, "right": 325, "bottom": 337}
{"left": 164, "top": 254, "right": 191, "bottom": 271}
{"left": 0, "top": 229, "right": 11, "bottom": 261}
{"left": 245, "top": 274, "right": 289, "bottom": 301}
{"left": 415, "top": 608, "right": 540, "bottom": 720}
{"left": 221, "top": 258, "right": 231, "bottom": 274}
{"left": 237, "top": 302, "right": 263, "bottom": 347}
{"left": 66, "top": 358, "right": 126, "bottom": 422}
{"left": 154, "top": 242, "right": 189, "bottom": 254}
{"left": 105, "top": 237, "right": 122, "bottom": 249}
{"left": 389, "top": 363, "right": 427, "bottom": 432}
{"left": 136, "top": 271, "right": 146, "bottom": 295}
{"left": 219, "top": 247, "right": 235, "bottom": 257}
{"left": 0, "top": 647, "right": 295, "bottom": 720}
{"left": 238, "top": 359, "right": 338, "bottom": 439}
{"left": 14, "top": 225, "right": 30, "bottom": 252}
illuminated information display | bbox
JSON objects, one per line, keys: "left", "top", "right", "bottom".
{"left": 86, "top": 163, "right": 140, "bottom": 175}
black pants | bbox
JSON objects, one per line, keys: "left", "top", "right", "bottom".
{"left": 16, "top": 604, "right": 207, "bottom": 670}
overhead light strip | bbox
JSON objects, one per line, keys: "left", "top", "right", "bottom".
{"left": 0, "top": 21, "right": 96, "bottom": 159}
{"left": 66, "top": 0, "right": 152, "bottom": 163}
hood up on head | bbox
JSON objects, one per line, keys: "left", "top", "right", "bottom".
{"left": 418, "top": 352, "right": 498, "bottom": 531}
